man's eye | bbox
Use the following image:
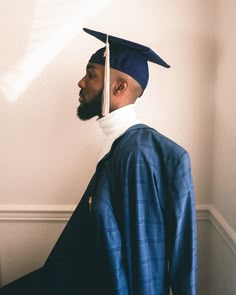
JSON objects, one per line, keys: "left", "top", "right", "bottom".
{"left": 87, "top": 73, "right": 95, "bottom": 79}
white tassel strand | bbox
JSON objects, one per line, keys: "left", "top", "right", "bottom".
{"left": 102, "top": 34, "right": 110, "bottom": 116}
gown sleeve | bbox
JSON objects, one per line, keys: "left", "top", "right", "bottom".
{"left": 166, "top": 151, "right": 197, "bottom": 295}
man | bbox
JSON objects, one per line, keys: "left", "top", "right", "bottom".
{"left": 0, "top": 28, "right": 197, "bottom": 294}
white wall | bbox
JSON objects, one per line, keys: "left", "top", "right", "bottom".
{"left": 208, "top": 222, "right": 236, "bottom": 294}
{"left": 0, "top": 219, "right": 66, "bottom": 286}
{"left": 197, "top": 220, "right": 211, "bottom": 294}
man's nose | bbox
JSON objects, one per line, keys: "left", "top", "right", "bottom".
{"left": 78, "top": 76, "right": 85, "bottom": 88}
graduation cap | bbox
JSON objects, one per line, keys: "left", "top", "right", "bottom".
{"left": 83, "top": 28, "right": 170, "bottom": 116}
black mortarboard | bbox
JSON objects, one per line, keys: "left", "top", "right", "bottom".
{"left": 83, "top": 28, "right": 170, "bottom": 116}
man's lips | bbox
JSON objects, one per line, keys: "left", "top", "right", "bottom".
{"left": 78, "top": 92, "right": 85, "bottom": 103}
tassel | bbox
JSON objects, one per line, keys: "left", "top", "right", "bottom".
{"left": 102, "top": 34, "right": 110, "bottom": 116}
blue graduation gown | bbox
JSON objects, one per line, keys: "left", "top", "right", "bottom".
{"left": 0, "top": 124, "right": 197, "bottom": 294}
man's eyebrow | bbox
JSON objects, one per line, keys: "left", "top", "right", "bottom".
{"left": 86, "top": 64, "right": 97, "bottom": 70}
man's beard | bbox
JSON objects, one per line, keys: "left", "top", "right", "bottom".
{"left": 77, "top": 90, "right": 103, "bottom": 121}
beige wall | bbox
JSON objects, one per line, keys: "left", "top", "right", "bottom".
{"left": 211, "top": 0, "right": 236, "bottom": 231}
{"left": 0, "top": 0, "right": 215, "bottom": 207}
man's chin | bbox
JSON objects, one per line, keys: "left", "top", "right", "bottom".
{"left": 77, "top": 106, "right": 98, "bottom": 121}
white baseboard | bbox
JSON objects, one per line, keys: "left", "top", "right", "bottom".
{"left": 0, "top": 204, "right": 75, "bottom": 221}
{"left": 0, "top": 203, "right": 235, "bottom": 255}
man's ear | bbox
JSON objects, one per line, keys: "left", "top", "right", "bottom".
{"left": 113, "top": 79, "right": 128, "bottom": 96}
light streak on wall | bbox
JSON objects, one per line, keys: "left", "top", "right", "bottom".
{"left": 0, "top": 0, "right": 112, "bottom": 103}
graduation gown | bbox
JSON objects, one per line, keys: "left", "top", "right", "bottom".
{"left": 0, "top": 124, "right": 197, "bottom": 295}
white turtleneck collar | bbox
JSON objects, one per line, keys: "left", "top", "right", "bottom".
{"left": 97, "top": 104, "right": 140, "bottom": 162}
